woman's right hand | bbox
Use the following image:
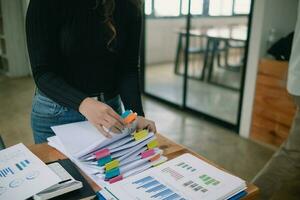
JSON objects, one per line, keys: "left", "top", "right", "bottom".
{"left": 79, "top": 97, "right": 125, "bottom": 138}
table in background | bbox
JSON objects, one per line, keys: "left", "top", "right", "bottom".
{"left": 175, "top": 25, "right": 247, "bottom": 90}
{"left": 29, "top": 133, "right": 259, "bottom": 200}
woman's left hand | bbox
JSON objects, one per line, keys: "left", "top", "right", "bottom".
{"left": 136, "top": 116, "right": 157, "bottom": 133}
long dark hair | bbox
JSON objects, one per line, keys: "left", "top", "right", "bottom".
{"left": 94, "top": 0, "right": 141, "bottom": 50}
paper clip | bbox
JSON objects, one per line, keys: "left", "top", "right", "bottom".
{"left": 124, "top": 113, "right": 137, "bottom": 124}
{"left": 147, "top": 140, "right": 158, "bottom": 149}
{"left": 108, "top": 175, "right": 123, "bottom": 184}
{"left": 105, "top": 168, "right": 120, "bottom": 180}
{"left": 133, "top": 130, "right": 148, "bottom": 141}
{"left": 141, "top": 149, "right": 155, "bottom": 159}
{"left": 94, "top": 148, "right": 110, "bottom": 160}
{"left": 97, "top": 155, "right": 112, "bottom": 166}
{"left": 105, "top": 160, "right": 119, "bottom": 171}
{"left": 121, "top": 110, "right": 132, "bottom": 119}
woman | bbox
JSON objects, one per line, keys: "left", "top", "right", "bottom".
{"left": 26, "top": 0, "right": 156, "bottom": 143}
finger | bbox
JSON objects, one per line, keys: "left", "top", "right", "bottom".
{"left": 95, "top": 124, "right": 112, "bottom": 138}
{"left": 110, "top": 127, "right": 122, "bottom": 134}
{"left": 101, "top": 119, "right": 122, "bottom": 134}
{"left": 104, "top": 114, "right": 124, "bottom": 131}
{"left": 108, "top": 109, "right": 126, "bottom": 125}
{"left": 147, "top": 123, "right": 157, "bottom": 133}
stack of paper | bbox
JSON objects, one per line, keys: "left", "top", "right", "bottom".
{"left": 98, "top": 153, "right": 247, "bottom": 200}
{"left": 48, "top": 110, "right": 167, "bottom": 187}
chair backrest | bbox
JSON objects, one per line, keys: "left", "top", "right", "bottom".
{"left": 0, "top": 135, "right": 5, "bottom": 150}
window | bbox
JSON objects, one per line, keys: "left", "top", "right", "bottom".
{"left": 234, "top": 0, "right": 251, "bottom": 14}
{"left": 209, "top": 0, "right": 233, "bottom": 16}
{"left": 145, "top": 0, "right": 251, "bottom": 17}
{"left": 154, "top": 0, "right": 181, "bottom": 17}
{"left": 182, "top": 0, "right": 204, "bottom": 15}
{"left": 145, "top": 0, "right": 152, "bottom": 15}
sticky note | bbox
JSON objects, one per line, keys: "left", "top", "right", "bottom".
{"left": 141, "top": 149, "right": 155, "bottom": 159}
{"left": 95, "top": 148, "right": 110, "bottom": 160}
{"left": 147, "top": 140, "right": 158, "bottom": 149}
{"left": 121, "top": 110, "right": 132, "bottom": 119}
{"left": 105, "top": 160, "right": 119, "bottom": 171}
{"left": 134, "top": 130, "right": 148, "bottom": 141}
{"left": 124, "top": 113, "right": 137, "bottom": 124}
{"left": 150, "top": 154, "right": 161, "bottom": 162}
{"left": 105, "top": 168, "right": 120, "bottom": 180}
{"left": 97, "top": 155, "right": 112, "bottom": 166}
{"left": 108, "top": 175, "right": 123, "bottom": 184}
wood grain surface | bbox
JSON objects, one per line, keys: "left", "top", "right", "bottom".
{"left": 29, "top": 133, "right": 259, "bottom": 200}
{"left": 251, "top": 59, "right": 296, "bottom": 147}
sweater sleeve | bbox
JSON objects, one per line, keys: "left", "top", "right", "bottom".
{"left": 118, "top": 2, "right": 144, "bottom": 116}
{"left": 26, "top": 0, "right": 88, "bottom": 111}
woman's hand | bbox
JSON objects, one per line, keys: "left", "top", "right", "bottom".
{"left": 79, "top": 97, "right": 125, "bottom": 138}
{"left": 136, "top": 116, "right": 157, "bottom": 133}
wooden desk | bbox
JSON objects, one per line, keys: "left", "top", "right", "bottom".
{"left": 28, "top": 134, "right": 258, "bottom": 200}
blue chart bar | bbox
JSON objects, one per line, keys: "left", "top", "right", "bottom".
{"left": 146, "top": 184, "right": 166, "bottom": 193}
{"left": 162, "top": 193, "right": 180, "bottom": 200}
{"left": 16, "top": 163, "right": 23, "bottom": 171}
{"left": 138, "top": 180, "right": 160, "bottom": 189}
{"left": 133, "top": 176, "right": 154, "bottom": 185}
{"left": 0, "top": 167, "right": 14, "bottom": 177}
{"left": 151, "top": 189, "right": 173, "bottom": 198}
{"left": 15, "top": 160, "right": 30, "bottom": 171}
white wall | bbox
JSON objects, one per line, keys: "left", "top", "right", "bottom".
{"left": 145, "top": 16, "right": 248, "bottom": 65}
{"left": 239, "top": 0, "right": 298, "bottom": 138}
{"left": 260, "top": 0, "right": 298, "bottom": 56}
{"left": 2, "top": 0, "right": 30, "bottom": 77}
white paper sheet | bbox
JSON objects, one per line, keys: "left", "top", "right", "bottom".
{"left": 0, "top": 144, "right": 60, "bottom": 200}
{"left": 51, "top": 121, "right": 130, "bottom": 158}
{"left": 104, "top": 153, "right": 247, "bottom": 200}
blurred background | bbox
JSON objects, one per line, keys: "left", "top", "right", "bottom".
{"left": 0, "top": 0, "right": 298, "bottom": 183}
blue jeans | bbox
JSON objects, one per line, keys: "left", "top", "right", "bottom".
{"left": 31, "top": 91, "right": 124, "bottom": 144}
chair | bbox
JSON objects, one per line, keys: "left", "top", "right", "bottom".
{"left": 0, "top": 135, "right": 6, "bottom": 150}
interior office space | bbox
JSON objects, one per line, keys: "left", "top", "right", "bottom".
{"left": 0, "top": 0, "right": 299, "bottom": 199}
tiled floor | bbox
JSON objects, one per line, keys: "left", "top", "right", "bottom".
{"left": 0, "top": 75, "right": 275, "bottom": 182}
{"left": 145, "top": 61, "right": 241, "bottom": 124}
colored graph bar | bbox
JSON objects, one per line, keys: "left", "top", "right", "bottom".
{"left": 213, "top": 180, "right": 220, "bottom": 186}
{"left": 151, "top": 189, "right": 173, "bottom": 198}
{"left": 199, "top": 174, "right": 206, "bottom": 179}
{"left": 206, "top": 178, "right": 215, "bottom": 185}
{"left": 183, "top": 180, "right": 193, "bottom": 186}
{"left": 25, "top": 160, "right": 30, "bottom": 164}
{"left": 146, "top": 184, "right": 166, "bottom": 193}
{"left": 132, "top": 176, "right": 154, "bottom": 184}
{"left": 16, "top": 163, "right": 23, "bottom": 171}
{"left": 137, "top": 180, "right": 159, "bottom": 189}
{"left": 190, "top": 183, "right": 198, "bottom": 188}
{"left": 162, "top": 193, "right": 180, "bottom": 200}
{"left": 0, "top": 170, "right": 5, "bottom": 177}
{"left": 8, "top": 168, "right": 14, "bottom": 174}
{"left": 194, "top": 186, "right": 203, "bottom": 191}
{"left": 21, "top": 161, "right": 27, "bottom": 167}
{"left": 176, "top": 162, "right": 184, "bottom": 166}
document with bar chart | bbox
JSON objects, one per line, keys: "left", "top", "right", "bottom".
{"left": 102, "top": 153, "right": 246, "bottom": 200}
{"left": 0, "top": 143, "right": 60, "bottom": 200}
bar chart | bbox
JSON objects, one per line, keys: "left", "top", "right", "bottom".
{"left": 176, "top": 162, "right": 196, "bottom": 172}
{"left": 0, "top": 167, "right": 14, "bottom": 178}
{"left": 15, "top": 160, "right": 30, "bottom": 171}
{"left": 132, "top": 176, "right": 186, "bottom": 200}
